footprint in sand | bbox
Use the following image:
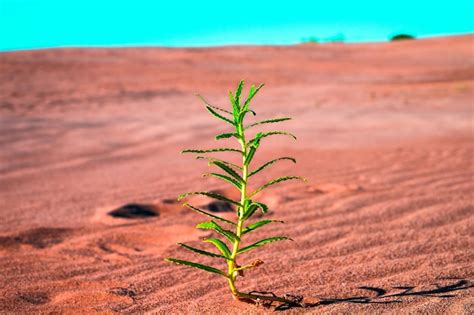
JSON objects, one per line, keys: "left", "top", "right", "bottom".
{"left": 108, "top": 203, "right": 159, "bottom": 219}
{"left": 16, "top": 291, "right": 50, "bottom": 305}
{"left": 0, "top": 227, "right": 72, "bottom": 250}
{"left": 93, "top": 202, "right": 163, "bottom": 226}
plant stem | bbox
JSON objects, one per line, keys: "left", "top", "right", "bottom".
{"left": 233, "top": 291, "right": 297, "bottom": 304}
{"left": 227, "top": 120, "right": 248, "bottom": 297}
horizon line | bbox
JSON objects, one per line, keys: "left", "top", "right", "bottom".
{"left": 1, "top": 32, "right": 472, "bottom": 53}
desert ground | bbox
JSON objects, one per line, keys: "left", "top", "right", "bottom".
{"left": 0, "top": 35, "right": 473, "bottom": 314}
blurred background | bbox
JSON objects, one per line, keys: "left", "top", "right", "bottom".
{"left": 1, "top": 0, "right": 473, "bottom": 50}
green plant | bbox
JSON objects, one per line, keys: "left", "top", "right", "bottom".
{"left": 390, "top": 33, "right": 415, "bottom": 41}
{"left": 165, "top": 80, "right": 305, "bottom": 303}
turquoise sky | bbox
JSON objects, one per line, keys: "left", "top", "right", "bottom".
{"left": 1, "top": 0, "right": 473, "bottom": 50}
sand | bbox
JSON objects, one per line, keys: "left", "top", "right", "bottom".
{"left": 0, "top": 35, "right": 473, "bottom": 313}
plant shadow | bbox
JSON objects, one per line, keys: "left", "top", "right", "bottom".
{"left": 245, "top": 278, "right": 473, "bottom": 311}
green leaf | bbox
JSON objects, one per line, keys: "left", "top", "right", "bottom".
{"left": 242, "top": 201, "right": 268, "bottom": 220}
{"left": 195, "top": 156, "right": 242, "bottom": 170}
{"left": 206, "top": 106, "right": 235, "bottom": 125}
{"left": 196, "top": 221, "right": 239, "bottom": 243}
{"left": 238, "top": 237, "right": 292, "bottom": 254}
{"left": 243, "top": 83, "right": 264, "bottom": 111}
{"left": 184, "top": 203, "right": 237, "bottom": 226}
{"left": 182, "top": 148, "right": 242, "bottom": 154}
{"left": 242, "top": 220, "right": 284, "bottom": 235}
{"left": 235, "top": 80, "right": 244, "bottom": 105}
{"left": 203, "top": 173, "right": 241, "bottom": 189}
{"left": 242, "top": 205, "right": 257, "bottom": 220}
{"left": 165, "top": 258, "right": 227, "bottom": 277}
{"left": 245, "top": 117, "right": 292, "bottom": 130}
{"left": 196, "top": 94, "right": 232, "bottom": 114}
{"left": 215, "top": 132, "right": 239, "bottom": 140}
{"left": 248, "top": 157, "right": 296, "bottom": 177}
{"left": 244, "top": 133, "right": 263, "bottom": 165}
{"left": 253, "top": 201, "right": 269, "bottom": 213}
{"left": 244, "top": 147, "right": 257, "bottom": 165}
{"left": 246, "top": 132, "right": 296, "bottom": 151}
{"left": 259, "top": 131, "right": 297, "bottom": 141}
{"left": 229, "top": 91, "right": 239, "bottom": 119}
{"left": 178, "top": 191, "right": 242, "bottom": 207}
{"left": 237, "top": 109, "right": 257, "bottom": 124}
{"left": 204, "top": 238, "right": 232, "bottom": 258}
{"left": 250, "top": 176, "right": 306, "bottom": 197}
{"left": 209, "top": 161, "right": 244, "bottom": 183}
{"left": 178, "top": 243, "right": 229, "bottom": 259}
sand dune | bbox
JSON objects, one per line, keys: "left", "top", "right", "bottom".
{"left": 0, "top": 35, "right": 473, "bottom": 313}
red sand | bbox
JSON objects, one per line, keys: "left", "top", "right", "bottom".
{"left": 0, "top": 35, "right": 473, "bottom": 313}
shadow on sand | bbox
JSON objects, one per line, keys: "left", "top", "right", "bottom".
{"left": 243, "top": 278, "right": 473, "bottom": 311}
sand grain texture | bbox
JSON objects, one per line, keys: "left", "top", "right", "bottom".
{"left": 0, "top": 35, "right": 473, "bottom": 313}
